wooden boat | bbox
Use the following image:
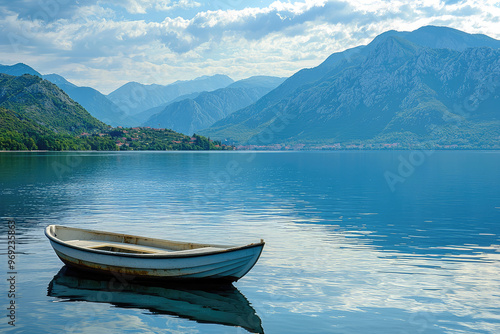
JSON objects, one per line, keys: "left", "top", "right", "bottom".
{"left": 48, "top": 266, "right": 264, "bottom": 333}
{"left": 45, "top": 225, "right": 264, "bottom": 282}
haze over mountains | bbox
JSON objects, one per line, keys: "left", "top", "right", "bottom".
{"left": 107, "top": 75, "right": 234, "bottom": 117}
{"left": 41, "top": 73, "right": 133, "bottom": 127}
{"left": 143, "top": 76, "right": 285, "bottom": 135}
{"left": 0, "top": 63, "right": 284, "bottom": 132}
{"left": 1, "top": 25, "right": 499, "bottom": 149}
{"left": 201, "top": 26, "right": 500, "bottom": 148}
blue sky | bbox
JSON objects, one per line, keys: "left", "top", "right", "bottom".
{"left": 0, "top": 0, "right": 499, "bottom": 94}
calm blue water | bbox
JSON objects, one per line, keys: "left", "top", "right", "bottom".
{"left": 1, "top": 151, "right": 499, "bottom": 333}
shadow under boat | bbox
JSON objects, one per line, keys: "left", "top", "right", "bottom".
{"left": 47, "top": 266, "right": 264, "bottom": 334}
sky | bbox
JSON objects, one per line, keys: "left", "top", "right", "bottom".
{"left": 0, "top": 0, "right": 499, "bottom": 94}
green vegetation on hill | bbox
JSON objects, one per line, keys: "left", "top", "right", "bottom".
{"left": 0, "top": 73, "right": 108, "bottom": 134}
{"left": 0, "top": 73, "right": 116, "bottom": 151}
{"left": 0, "top": 73, "right": 233, "bottom": 151}
{"left": 0, "top": 106, "right": 232, "bottom": 151}
{"left": 0, "top": 107, "right": 116, "bottom": 151}
{"left": 107, "top": 128, "right": 230, "bottom": 151}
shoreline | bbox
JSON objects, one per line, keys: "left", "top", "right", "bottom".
{"left": 1, "top": 148, "right": 500, "bottom": 153}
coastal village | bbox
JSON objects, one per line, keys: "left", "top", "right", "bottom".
{"left": 236, "top": 143, "right": 462, "bottom": 150}
{"left": 80, "top": 127, "right": 232, "bottom": 151}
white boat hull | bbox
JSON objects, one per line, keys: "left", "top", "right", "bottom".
{"left": 45, "top": 225, "right": 264, "bottom": 282}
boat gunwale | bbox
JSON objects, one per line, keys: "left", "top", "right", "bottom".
{"left": 45, "top": 225, "right": 265, "bottom": 259}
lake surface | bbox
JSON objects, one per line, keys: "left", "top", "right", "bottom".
{"left": 1, "top": 151, "right": 499, "bottom": 334}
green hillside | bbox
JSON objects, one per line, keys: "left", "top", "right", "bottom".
{"left": 0, "top": 73, "right": 108, "bottom": 134}
{"left": 0, "top": 74, "right": 232, "bottom": 151}
{"left": 0, "top": 106, "right": 116, "bottom": 151}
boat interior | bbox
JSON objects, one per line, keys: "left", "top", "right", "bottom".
{"left": 47, "top": 225, "right": 229, "bottom": 255}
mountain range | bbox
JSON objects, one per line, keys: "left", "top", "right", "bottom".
{"left": 0, "top": 73, "right": 230, "bottom": 151}
{"left": 0, "top": 63, "right": 284, "bottom": 135}
{"left": 143, "top": 76, "right": 285, "bottom": 134}
{"left": 0, "top": 63, "right": 286, "bottom": 133}
{"left": 0, "top": 64, "right": 247, "bottom": 128}
{"left": 0, "top": 63, "right": 130, "bottom": 127}
{"left": 41, "top": 73, "right": 132, "bottom": 127}
{"left": 1, "top": 25, "right": 499, "bottom": 149}
{"left": 200, "top": 26, "right": 500, "bottom": 148}
{"left": 107, "top": 75, "right": 235, "bottom": 117}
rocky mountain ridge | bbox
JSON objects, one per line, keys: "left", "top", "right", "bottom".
{"left": 143, "top": 76, "right": 285, "bottom": 135}
{"left": 201, "top": 26, "right": 500, "bottom": 148}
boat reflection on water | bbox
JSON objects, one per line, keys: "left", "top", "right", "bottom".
{"left": 47, "top": 266, "right": 264, "bottom": 334}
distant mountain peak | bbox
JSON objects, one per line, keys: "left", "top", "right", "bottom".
{"left": 228, "top": 76, "right": 286, "bottom": 89}
{"left": 0, "top": 63, "right": 41, "bottom": 77}
{"left": 366, "top": 35, "right": 422, "bottom": 66}
{"left": 11, "top": 62, "right": 36, "bottom": 70}
{"left": 143, "top": 76, "right": 284, "bottom": 135}
{"left": 43, "top": 73, "right": 77, "bottom": 88}
{"left": 374, "top": 35, "right": 421, "bottom": 53}
{"left": 193, "top": 74, "right": 233, "bottom": 81}
{"left": 108, "top": 74, "right": 235, "bottom": 116}
{"left": 369, "top": 25, "right": 500, "bottom": 52}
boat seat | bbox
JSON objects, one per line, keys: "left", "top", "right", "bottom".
{"left": 65, "top": 239, "right": 173, "bottom": 254}
{"left": 171, "top": 247, "right": 228, "bottom": 255}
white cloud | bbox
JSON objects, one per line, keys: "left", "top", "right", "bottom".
{"left": 104, "top": 0, "right": 201, "bottom": 14}
{"left": 0, "top": 0, "right": 499, "bottom": 93}
{"left": 155, "top": 0, "right": 201, "bottom": 11}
